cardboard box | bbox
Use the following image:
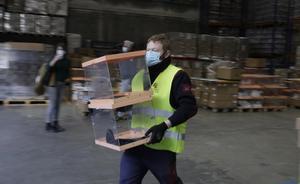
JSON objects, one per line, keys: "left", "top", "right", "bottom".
{"left": 209, "top": 94, "right": 237, "bottom": 101}
{"left": 208, "top": 100, "right": 237, "bottom": 108}
{"left": 209, "top": 85, "right": 239, "bottom": 94}
{"left": 245, "top": 58, "right": 267, "bottom": 68}
{"left": 290, "top": 98, "right": 300, "bottom": 107}
{"left": 216, "top": 67, "right": 242, "bottom": 80}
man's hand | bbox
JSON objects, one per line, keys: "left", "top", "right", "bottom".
{"left": 145, "top": 122, "right": 168, "bottom": 144}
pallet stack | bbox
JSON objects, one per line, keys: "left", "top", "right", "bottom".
{"left": 172, "top": 57, "right": 205, "bottom": 78}
{"left": 243, "top": 58, "right": 270, "bottom": 75}
{"left": 284, "top": 79, "right": 300, "bottom": 108}
{"left": 192, "top": 78, "right": 239, "bottom": 112}
{"left": 0, "top": 42, "right": 53, "bottom": 105}
{"left": 238, "top": 74, "right": 288, "bottom": 112}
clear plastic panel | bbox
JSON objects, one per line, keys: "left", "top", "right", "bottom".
{"left": 84, "top": 55, "right": 151, "bottom": 100}
{"left": 91, "top": 104, "right": 151, "bottom": 147}
{"left": 84, "top": 61, "right": 113, "bottom": 100}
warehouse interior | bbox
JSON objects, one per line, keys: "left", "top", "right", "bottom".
{"left": 0, "top": 0, "right": 300, "bottom": 184}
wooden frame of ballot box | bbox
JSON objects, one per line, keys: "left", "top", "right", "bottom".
{"left": 82, "top": 50, "right": 151, "bottom": 151}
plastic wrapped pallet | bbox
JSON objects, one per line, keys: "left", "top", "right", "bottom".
{"left": 0, "top": 7, "right": 3, "bottom": 32}
{"left": 20, "top": 14, "right": 35, "bottom": 33}
{"left": 50, "top": 17, "right": 66, "bottom": 36}
{"left": 167, "top": 32, "right": 187, "bottom": 56}
{"left": 35, "top": 15, "right": 50, "bottom": 35}
{"left": 184, "top": 33, "right": 197, "bottom": 58}
{"left": 48, "top": 0, "right": 68, "bottom": 16}
{"left": 0, "top": 43, "right": 54, "bottom": 99}
{"left": 25, "top": 0, "right": 47, "bottom": 14}
{"left": 7, "top": 0, "right": 24, "bottom": 12}
{"left": 4, "top": 12, "right": 20, "bottom": 32}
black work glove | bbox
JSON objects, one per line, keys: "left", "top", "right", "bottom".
{"left": 145, "top": 122, "right": 168, "bottom": 144}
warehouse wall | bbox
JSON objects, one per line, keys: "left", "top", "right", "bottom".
{"left": 67, "top": 0, "right": 198, "bottom": 48}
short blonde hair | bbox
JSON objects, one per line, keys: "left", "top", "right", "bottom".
{"left": 147, "top": 34, "right": 170, "bottom": 52}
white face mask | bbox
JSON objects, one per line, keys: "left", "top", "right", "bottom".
{"left": 122, "top": 47, "right": 129, "bottom": 53}
{"left": 56, "top": 49, "right": 65, "bottom": 56}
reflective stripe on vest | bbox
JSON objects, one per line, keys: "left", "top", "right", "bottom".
{"left": 132, "top": 107, "right": 173, "bottom": 118}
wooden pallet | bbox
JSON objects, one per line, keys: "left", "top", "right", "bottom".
{"left": 238, "top": 106, "right": 286, "bottom": 112}
{"left": 202, "top": 106, "right": 237, "bottom": 113}
{"left": 2, "top": 99, "right": 49, "bottom": 106}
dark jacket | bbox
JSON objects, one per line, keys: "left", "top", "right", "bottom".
{"left": 48, "top": 55, "right": 70, "bottom": 85}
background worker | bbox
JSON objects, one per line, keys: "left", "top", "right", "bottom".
{"left": 119, "top": 34, "right": 198, "bottom": 184}
{"left": 45, "top": 44, "right": 70, "bottom": 132}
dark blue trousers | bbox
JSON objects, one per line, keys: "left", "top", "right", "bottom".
{"left": 119, "top": 145, "right": 183, "bottom": 184}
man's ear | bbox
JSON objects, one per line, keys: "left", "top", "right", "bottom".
{"left": 165, "top": 50, "right": 171, "bottom": 58}
{"left": 161, "top": 50, "right": 170, "bottom": 59}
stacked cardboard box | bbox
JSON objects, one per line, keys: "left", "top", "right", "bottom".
{"left": 285, "top": 79, "right": 300, "bottom": 107}
{"left": 238, "top": 74, "right": 288, "bottom": 110}
{"left": 20, "top": 13, "right": 35, "bottom": 33}
{"left": 246, "top": 27, "right": 286, "bottom": 55}
{"left": 216, "top": 67, "right": 242, "bottom": 81}
{"left": 168, "top": 32, "right": 197, "bottom": 58}
{"left": 192, "top": 78, "right": 239, "bottom": 109}
{"left": 50, "top": 17, "right": 66, "bottom": 35}
{"left": 209, "top": 0, "right": 241, "bottom": 23}
{"left": 4, "top": 12, "right": 20, "bottom": 32}
{"left": 243, "top": 58, "right": 269, "bottom": 74}
{"left": 48, "top": 0, "right": 68, "bottom": 16}
{"left": 248, "top": 0, "right": 289, "bottom": 23}
{"left": 7, "top": 0, "right": 24, "bottom": 12}
{"left": 197, "top": 34, "right": 212, "bottom": 59}
{"left": 25, "top": 0, "right": 47, "bottom": 14}
{"left": 172, "top": 58, "right": 204, "bottom": 78}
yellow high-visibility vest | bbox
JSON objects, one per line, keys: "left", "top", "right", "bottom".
{"left": 131, "top": 64, "right": 186, "bottom": 153}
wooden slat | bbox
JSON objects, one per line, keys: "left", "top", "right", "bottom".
{"left": 82, "top": 50, "right": 146, "bottom": 67}
{"left": 94, "top": 130, "right": 150, "bottom": 151}
{"left": 241, "top": 74, "right": 281, "bottom": 78}
{"left": 239, "top": 85, "right": 262, "bottom": 89}
{"left": 264, "top": 96, "right": 288, "bottom": 100}
{"left": 238, "top": 96, "right": 264, "bottom": 100}
{"left": 263, "top": 85, "right": 287, "bottom": 89}
{"left": 88, "top": 91, "right": 152, "bottom": 109}
{"left": 71, "top": 77, "right": 91, "bottom": 81}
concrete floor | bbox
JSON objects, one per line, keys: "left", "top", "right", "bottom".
{"left": 0, "top": 104, "right": 299, "bottom": 184}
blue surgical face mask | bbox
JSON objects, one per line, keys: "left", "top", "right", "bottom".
{"left": 145, "top": 50, "right": 161, "bottom": 67}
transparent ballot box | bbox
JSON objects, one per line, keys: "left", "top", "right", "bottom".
{"left": 82, "top": 50, "right": 153, "bottom": 151}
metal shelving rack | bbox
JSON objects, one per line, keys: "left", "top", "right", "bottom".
{"left": 245, "top": 0, "right": 294, "bottom": 68}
